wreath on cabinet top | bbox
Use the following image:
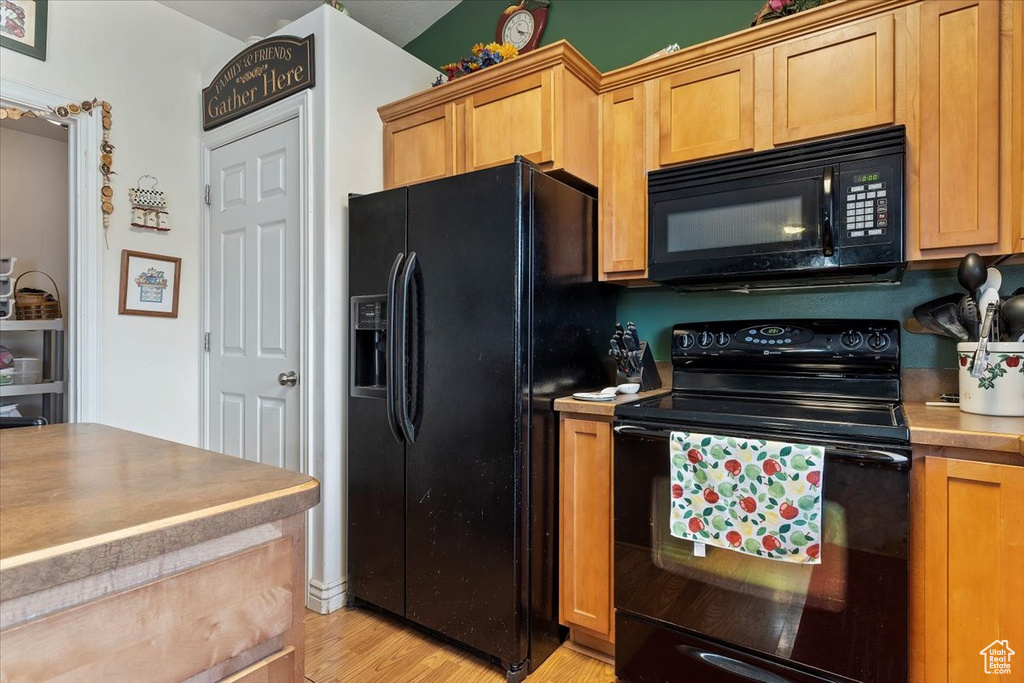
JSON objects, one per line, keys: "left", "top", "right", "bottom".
{"left": 0, "top": 99, "right": 114, "bottom": 247}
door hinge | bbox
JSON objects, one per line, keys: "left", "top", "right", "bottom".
{"left": 204, "top": 332, "right": 210, "bottom": 352}
{"left": 204, "top": 184, "right": 211, "bottom": 206}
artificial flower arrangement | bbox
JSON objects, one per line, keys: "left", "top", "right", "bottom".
{"left": 432, "top": 42, "right": 520, "bottom": 87}
{"left": 752, "top": 0, "right": 834, "bottom": 25}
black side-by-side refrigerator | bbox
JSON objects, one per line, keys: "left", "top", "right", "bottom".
{"left": 347, "top": 159, "right": 613, "bottom": 680}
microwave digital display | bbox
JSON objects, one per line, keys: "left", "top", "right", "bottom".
{"left": 854, "top": 172, "right": 880, "bottom": 183}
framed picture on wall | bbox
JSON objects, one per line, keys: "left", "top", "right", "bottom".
{"left": 0, "top": 0, "right": 48, "bottom": 61}
{"left": 119, "top": 250, "right": 181, "bottom": 318}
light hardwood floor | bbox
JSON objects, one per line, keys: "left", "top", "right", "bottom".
{"left": 304, "top": 608, "right": 616, "bottom": 682}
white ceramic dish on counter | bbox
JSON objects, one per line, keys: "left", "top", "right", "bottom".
{"left": 957, "top": 342, "right": 1024, "bottom": 416}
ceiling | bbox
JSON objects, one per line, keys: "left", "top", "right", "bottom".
{"left": 158, "top": 0, "right": 460, "bottom": 47}
{"left": 0, "top": 115, "right": 69, "bottom": 142}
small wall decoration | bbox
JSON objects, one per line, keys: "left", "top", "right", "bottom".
{"left": 0, "top": 99, "right": 114, "bottom": 245}
{"left": 202, "top": 34, "right": 315, "bottom": 131}
{"left": 496, "top": 0, "right": 548, "bottom": 53}
{"left": 128, "top": 175, "right": 170, "bottom": 232}
{"left": 0, "top": 0, "right": 47, "bottom": 61}
{"left": 752, "top": 0, "right": 835, "bottom": 26}
{"left": 119, "top": 250, "right": 181, "bottom": 318}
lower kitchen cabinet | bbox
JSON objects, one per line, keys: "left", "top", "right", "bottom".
{"left": 912, "top": 455, "right": 1024, "bottom": 683}
{"left": 559, "top": 415, "right": 615, "bottom": 653}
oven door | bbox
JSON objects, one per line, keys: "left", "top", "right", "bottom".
{"left": 648, "top": 165, "right": 837, "bottom": 284}
{"left": 613, "top": 420, "right": 909, "bottom": 683}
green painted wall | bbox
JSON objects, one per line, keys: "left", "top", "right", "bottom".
{"left": 405, "top": 2, "right": 1024, "bottom": 369}
{"left": 405, "top": 0, "right": 765, "bottom": 73}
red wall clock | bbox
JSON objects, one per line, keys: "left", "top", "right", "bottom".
{"left": 496, "top": 0, "right": 550, "bottom": 54}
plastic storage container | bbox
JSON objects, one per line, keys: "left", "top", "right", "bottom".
{"left": 0, "top": 257, "right": 15, "bottom": 277}
{"left": 12, "top": 357, "right": 42, "bottom": 385}
{"left": 957, "top": 342, "right": 1024, "bottom": 417}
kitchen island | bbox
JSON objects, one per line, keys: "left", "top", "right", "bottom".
{"left": 0, "top": 423, "right": 319, "bottom": 682}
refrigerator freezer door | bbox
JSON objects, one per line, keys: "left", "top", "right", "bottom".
{"left": 404, "top": 164, "right": 528, "bottom": 666}
{"left": 347, "top": 188, "right": 408, "bottom": 616}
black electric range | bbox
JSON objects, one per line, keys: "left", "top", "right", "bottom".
{"left": 613, "top": 320, "right": 910, "bottom": 683}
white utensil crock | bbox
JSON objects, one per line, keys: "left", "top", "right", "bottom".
{"left": 957, "top": 342, "right": 1024, "bottom": 417}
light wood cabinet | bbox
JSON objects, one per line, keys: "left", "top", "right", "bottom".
{"left": 912, "top": 456, "right": 1024, "bottom": 683}
{"left": 559, "top": 415, "right": 615, "bottom": 646}
{"left": 773, "top": 15, "right": 896, "bottom": 144}
{"left": 383, "top": 103, "right": 456, "bottom": 188}
{"left": 658, "top": 54, "right": 755, "bottom": 165}
{"left": 379, "top": 42, "right": 600, "bottom": 190}
{"left": 909, "top": 0, "right": 1004, "bottom": 256}
{"left": 599, "top": 85, "right": 649, "bottom": 281}
{"left": 465, "top": 72, "right": 553, "bottom": 172}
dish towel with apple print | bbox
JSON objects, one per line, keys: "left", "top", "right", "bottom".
{"left": 669, "top": 431, "right": 824, "bottom": 564}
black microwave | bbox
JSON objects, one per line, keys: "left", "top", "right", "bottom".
{"left": 648, "top": 126, "right": 906, "bottom": 290}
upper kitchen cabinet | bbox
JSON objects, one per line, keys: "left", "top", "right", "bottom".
{"left": 657, "top": 54, "right": 755, "bottom": 165}
{"left": 906, "top": 0, "right": 1017, "bottom": 259}
{"left": 383, "top": 103, "right": 456, "bottom": 189}
{"left": 772, "top": 15, "right": 896, "bottom": 145}
{"left": 378, "top": 42, "right": 601, "bottom": 189}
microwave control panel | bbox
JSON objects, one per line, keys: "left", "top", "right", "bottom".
{"left": 839, "top": 166, "right": 895, "bottom": 244}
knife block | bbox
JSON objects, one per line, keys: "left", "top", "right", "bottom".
{"left": 616, "top": 342, "right": 662, "bottom": 392}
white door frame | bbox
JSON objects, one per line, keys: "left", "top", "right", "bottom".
{"left": 198, "top": 91, "right": 314, "bottom": 591}
{"left": 0, "top": 78, "right": 103, "bottom": 423}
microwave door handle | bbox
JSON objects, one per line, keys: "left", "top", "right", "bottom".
{"left": 821, "top": 165, "right": 835, "bottom": 257}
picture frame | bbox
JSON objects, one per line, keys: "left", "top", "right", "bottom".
{"left": 0, "top": 0, "right": 48, "bottom": 61}
{"left": 118, "top": 250, "right": 181, "bottom": 318}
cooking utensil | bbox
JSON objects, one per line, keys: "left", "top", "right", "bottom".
{"left": 981, "top": 267, "right": 1002, "bottom": 297}
{"left": 912, "top": 294, "right": 969, "bottom": 340}
{"left": 970, "top": 301, "right": 998, "bottom": 378}
{"left": 957, "top": 295, "right": 980, "bottom": 341}
{"left": 1001, "top": 295, "right": 1024, "bottom": 342}
{"left": 978, "top": 289, "right": 1000, "bottom": 340}
{"left": 957, "top": 253, "right": 986, "bottom": 300}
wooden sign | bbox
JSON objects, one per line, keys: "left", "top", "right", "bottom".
{"left": 203, "top": 35, "right": 315, "bottom": 131}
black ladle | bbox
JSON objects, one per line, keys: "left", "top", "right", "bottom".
{"left": 1001, "top": 295, "right": 1024, "bottom": 342}
{"left": 957, "top": 253, "right": 987, "bottom": 299}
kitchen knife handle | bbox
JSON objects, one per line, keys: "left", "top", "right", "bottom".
{"left": 397, "top": 252, "right": 420, "bottom": 444}
{"left": 821, "top": 165, "right": 835, "bottom": 257}
{"left": 386, "top": 252, "right": 405, "bottom": 444}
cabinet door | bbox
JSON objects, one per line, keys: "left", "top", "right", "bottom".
{"left": 464, "top": 71, "right": 553, "bottom": 172}
{"left": 915, "top": 457, "right": 1024, "bottom": 683}
{"left": 917, "top": 0, "right": 1001, "bottom": 250}
{"left": 383, "top": 103, "right": 456, "bottom": 189}
{"left": 658, "top": 54, "right": 754, "bottom": 165}
{"left": 600, "top": 85, "right": 648, "bottom": 280}
{"left": 773, "top": 15, "right": 895, "bottom": 144}
{"left": 560, "top": 417, "right": 613, "bottom": 639}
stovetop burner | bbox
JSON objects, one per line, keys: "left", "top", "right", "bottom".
{"left": 617, "top": 319, "right": 908, "bottom": 446}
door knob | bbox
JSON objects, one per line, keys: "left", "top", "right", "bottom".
{"left": 278, "top": 371, "right": 298, "bottom": 387}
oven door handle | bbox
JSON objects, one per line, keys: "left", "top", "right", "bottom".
{"left": 614, "top": 425, "right": 910, "bottom": 469}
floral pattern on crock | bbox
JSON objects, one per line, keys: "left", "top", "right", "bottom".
{"left": 959, "top": 353, "right": 1024, "bottom": 390}
{"left": 669, "top": 432, "right": 824, "bottom": 564}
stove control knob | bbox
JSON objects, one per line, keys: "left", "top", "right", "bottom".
{"left": 716, "top": 332, "right": 730, "bottom": 347}
{"left": 840, "top": 330, "right": 863, "bottom": 349}
{"left": 697, "top": 331, "right": 714, "bottom": 348}
{"left": 867, "top": 331, "right": 890, "bottom": 351}
{"left": 676, "top": 333, "right": 695, "bottom": 351}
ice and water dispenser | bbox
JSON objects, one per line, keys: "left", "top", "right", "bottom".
{"left": 350, "top": 295, "right": 387, "bottom": 398}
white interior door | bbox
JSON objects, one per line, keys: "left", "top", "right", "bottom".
{"left": 208, "top": 117, "right": 301, "bottom": 471}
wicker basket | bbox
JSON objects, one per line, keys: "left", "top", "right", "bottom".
{"left": 14, "top": 270, "right": 62, "bottom": 320}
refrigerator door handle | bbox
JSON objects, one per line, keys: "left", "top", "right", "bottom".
{"left": 385, "top": 252, "right": 405, "bottom": 444}
{"left": 397, "top": 251, "right": 420, "bottom": 444}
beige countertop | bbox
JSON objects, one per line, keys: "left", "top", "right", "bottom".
{"left": 903, "top": 402, "right": 1024, "bottom": 457}
{"left": 0, "top": 423, "right": 320, "bottom": 600}
{"left": 553, "top": 388, "right": 670, "bottom": 417}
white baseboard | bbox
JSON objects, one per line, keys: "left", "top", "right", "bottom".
{"left": 307, "top": 577, "right": 346, "bottom": 614}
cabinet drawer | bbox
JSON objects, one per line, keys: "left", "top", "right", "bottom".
{"left": 384, "top": 103, "right": 456, "bottom": 188}
{"left": 600, "top": 85, "right": 648, "bottom": 280}
{"left": 658, "top": 54, "right": 755, "bottom": 165}
{"left": 464, "top": 71, "right": 554, "bottom": 171}
{"left": 773, "top": 15, "right": 895, "bottom": 144}
{"left": 221, "top": 646, "right": 296, "bottom": 683}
